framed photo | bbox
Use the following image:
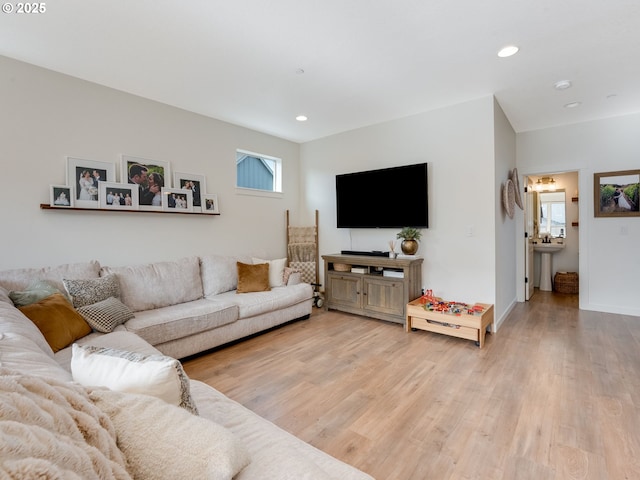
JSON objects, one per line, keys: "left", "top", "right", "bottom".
{"left": 98, "top": 181, "right": 139, "bottom": 210}
{"left": 161, "top": 187, "right": 193, "bottom": 213}
{"left": 66, "top": 157, "right": 116, "bottom": 208}
{"left": 121, "top": 155, "right": 171, "bottom": 211}
{"left": 202, "top": 194, "right": 220, "bottom": 214}
{"left": 50, "top": 185, "right": 74, "bottom": 208}
{"left": 173, "top": 172, "right": 206, "bottom": 212}
{"left": 594, "top": 169, "right": 640, "bottom": 217}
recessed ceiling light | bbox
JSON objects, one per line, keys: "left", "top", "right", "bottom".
{"left": 564, "top": 101, "right": 581, "bottom": 108}
{"left": 497, "top": 45, "right": 519, "bottom": 58}
{"left": 554, "top": 80, "right": 572, "bottom": 90}
{"left": 296, "top": 115, "right": 308, "bottom": 122}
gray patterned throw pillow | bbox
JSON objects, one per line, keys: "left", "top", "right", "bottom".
{"left": 77, "top": 296, "right": 135, "bottom": 333}
{"left": 63, "top": 274, "right": 120, "bottom": 308}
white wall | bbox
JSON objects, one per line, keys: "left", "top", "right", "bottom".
{"left": 517, "top": 114, "right": 640, "bottom": 316}
{"left": 493, "top": 99, "right": 518, "bottom": 327}
{"left": 300, "top": 96, "right": 499, "bottom": 307}
{"left": 0, "top": 56, "right": 301, "bottom": 270}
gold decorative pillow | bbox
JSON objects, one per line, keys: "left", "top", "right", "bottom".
{"left": 236, "top": 262, "right": 270, "bottom": 293}
{"left": 19, "top": 293, "right": 92, "bottom": 352}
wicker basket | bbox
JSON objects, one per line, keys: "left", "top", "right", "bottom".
{"left": 554, "top": 272, "right": 579, "bottom": 294}
{"left": 333, "top": 263, "right": 351, "bottom": 272}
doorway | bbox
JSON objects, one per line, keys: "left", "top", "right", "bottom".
{"left": 523, "top": 171, "right": 579, "bottom": 300}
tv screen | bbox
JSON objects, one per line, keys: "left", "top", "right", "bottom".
{"left": 336, "top": 163, "right": 428, "bottom": 228}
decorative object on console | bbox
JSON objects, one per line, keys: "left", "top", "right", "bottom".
{"left": 396, "top": 227, "right": 422, "bottom": 255}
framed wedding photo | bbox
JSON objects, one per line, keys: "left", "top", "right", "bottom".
{"left": 161, "top": 187, "right": 193, "bottom": 213}
{"left": 173, "top": 172, "right": 206, "bottom": 212}
{"left": 594, "top": 169, "right": 640, "bottom": 217}
{"left": 202, "top": 194, "right": 220, "bottom": 214}
{"left": 66, "top": 157, "right": 116, "bottom": 208}
{"left": 50, "top": 185, "right": 74, "bottom": 208}
{"left": 98, "top": 181, "right": 139, "bottom": 210}
{"left": 121, "top": 155, "right": 171, "bottom": 211}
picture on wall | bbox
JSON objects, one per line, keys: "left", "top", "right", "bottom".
{"left": 594, "top": 169, "right": 640, "bottom": 217}
{"left": 202, "top": 194, "right": 220, "bottom": 214}
{"left": 161, "top": 187, "right": 193, "bottom": 213}
{"left": 66, "top": 157, "right": 116, "bottom": 208}
{"left": 173, "top": 172, "right": 206, "bottom": 212}
{"left": 121, "top": 155, "right": 170, "bottom": 210}
{"left": 50, "top": 185, "right": 73, "bottom": 208}
{"left": 98, "top": 181, "right": 139, "bottom": 210}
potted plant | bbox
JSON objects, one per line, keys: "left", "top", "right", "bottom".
{"left": 397, "top": 227, "right": 422, "bottom": 255}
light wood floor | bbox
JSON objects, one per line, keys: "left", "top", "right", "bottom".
{"left": 183, "top": 291, "right": 640, "bottom": 479}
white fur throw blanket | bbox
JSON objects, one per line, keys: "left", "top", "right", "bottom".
{"left": 0, "top": 369, "right": 132, "bottom": 480}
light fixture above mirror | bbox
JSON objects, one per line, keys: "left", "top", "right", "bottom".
{"left": 535, "top": 176, "right": 556, "bottom": 192}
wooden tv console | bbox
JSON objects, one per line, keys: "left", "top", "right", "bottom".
{"left": 322, "top": 253, "right": 423, "bottom": 325}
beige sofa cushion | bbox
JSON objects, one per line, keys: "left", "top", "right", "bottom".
{"left": 215, "top": 283, "right": 313, "bottom": 319}
{"left": 122, "top": 298, "right": 238, "bottom": 346}
{"left": 200, "top": 254, "right": 252, "bottom": 297}
{"left": 0, "top": 289, "right": 56, "bottom": 357}
{"left": 0, "top": 332, "right": 72, "bottom": 382}
{"left": 0, "top": 260, "right": 101, "bottom": 294}
{"left": 101, "top": 256, "right": 203, "bottom": 312}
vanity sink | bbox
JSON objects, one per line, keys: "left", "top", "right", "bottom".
{"left": 533, "top": 243, "right": 565, "bottom": 291}
{"left": 533, "top": 243, "right": 565, "bottom": 253}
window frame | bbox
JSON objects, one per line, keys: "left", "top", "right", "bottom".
{"left": 235, "top": 149, "right": 283, "bottom": 197}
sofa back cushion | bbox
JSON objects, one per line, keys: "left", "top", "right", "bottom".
{"left": 0, "top": 288, "right": 56, "bottom": 358}
{"left": 0, "top": 260, "right": 101, "bottom": 294}
{"left": 200, "top": 254, "right": 252, "bottom": 297}
{"left": 101, "top": 256, "right": 203, "bottom": 312}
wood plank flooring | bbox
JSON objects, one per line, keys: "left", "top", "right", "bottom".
{"left": 182, "top": 291, "right": 640, "bottom": 479}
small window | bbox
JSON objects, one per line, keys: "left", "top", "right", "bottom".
{"left": 236, "top": 150, "right": 282, "bottom": 193}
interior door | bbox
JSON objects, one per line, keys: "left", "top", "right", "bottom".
{"left": 525, "top": 186, "right": 535, "bottom": 300}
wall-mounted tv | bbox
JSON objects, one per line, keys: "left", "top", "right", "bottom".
{"left": 336, "top": 163, "right": 428, "bottom": 228}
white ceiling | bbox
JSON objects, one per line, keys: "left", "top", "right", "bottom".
{"left": 2, "top": 0, "right": 640, "bottom": 143}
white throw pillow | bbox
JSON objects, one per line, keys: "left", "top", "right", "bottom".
{"left": 70, "top": 344, "right": 198, "bottom": 414}
{"left": 89, "top": 388, "right": 250, "bottom": 480}
{"left": 252, "top": 257, "right": 287, "bottom": 287}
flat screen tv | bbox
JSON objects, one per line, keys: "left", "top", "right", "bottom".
{"left": 336, "top": 163, "right": 428, "bottom": 228}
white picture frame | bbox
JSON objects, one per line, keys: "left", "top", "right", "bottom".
{"left": 66, "top": 157, "right": 116, "bottom": 208}
{"left": 121, "top": 154, "right": 171, "bottom": 211}
{"left": 98, "top": 181, "right": 139, "bottom": 210}
{"left": 161, "top": 187, "right": 193, "bottom": 213}
{"left": 202, "top": 194, "right": 220, "bottom": 214}
{"left": 173, "top": 172, "right": 206, "bottom": 212}
{"left": 50, "top": 184, "right": 74, "bottom": 208}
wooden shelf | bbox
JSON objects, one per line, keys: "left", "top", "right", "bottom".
{"left": 40, "top": 204, "right": 219, "bottom": 216}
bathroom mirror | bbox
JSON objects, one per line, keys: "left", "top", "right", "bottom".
{"left": 538, "top": 190, "right": 566, "bottom": 237}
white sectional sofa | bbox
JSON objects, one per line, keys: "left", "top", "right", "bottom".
{"left": 0, "top": 256, "right": 374, "bottom": 479}
{"left": 0, "top": 254, "right": 313, "bottom": 359}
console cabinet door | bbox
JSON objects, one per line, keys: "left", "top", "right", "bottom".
{"left": 363, "top": 277, "right": 405, "bottom": 317}
{"left": 327, "top": 274, "right": 361, "bottom": 309}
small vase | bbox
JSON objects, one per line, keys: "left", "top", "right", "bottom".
{"left": 401, "top": 239, "right": 419, "bottom": 255}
